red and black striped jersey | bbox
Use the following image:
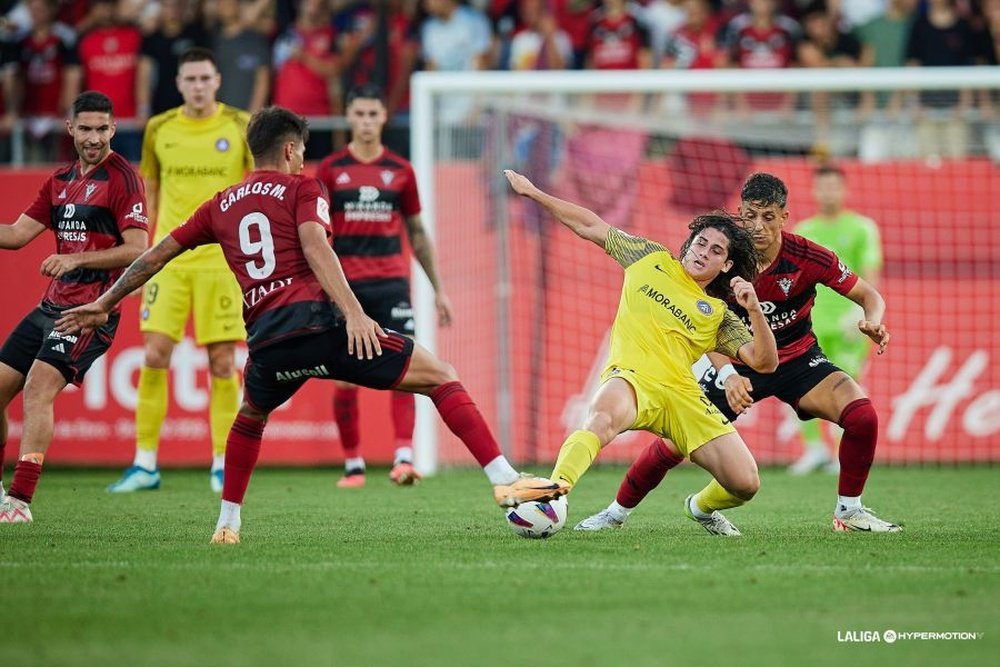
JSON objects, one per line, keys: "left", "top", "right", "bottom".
{"left": 730, "top": 232, "right": 859, "bottom": 364}
{"left": 172, "top": 172, "right": 340, "bottom": 351}
{"left": 315, "top": 146, "right": 421, "bottom": 283}
{"left": 23, "top": 152, "right": 148, "bottom": 310}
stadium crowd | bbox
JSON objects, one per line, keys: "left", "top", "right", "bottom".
{"left": 0, "top": 0, "right": 997, "bottom": 163}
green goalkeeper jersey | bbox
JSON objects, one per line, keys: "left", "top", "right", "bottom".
{"left": 793, "top": 211, "right": 883, "bottom": 338}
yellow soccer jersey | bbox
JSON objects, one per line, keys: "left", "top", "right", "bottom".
{"left": 140, "top": 103, "right": 253, "bottom": 269}
{"left": 604, "top": 228, "right": 751, "bottom": 387}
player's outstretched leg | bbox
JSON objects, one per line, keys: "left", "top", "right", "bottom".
{"left": 394, "top": 344, "right": 564, "bottom": 507}
{"left": 210, "top": 405, "right": 267, "bottom": 545}
{"left": 575, "top": 437, "right": 683, "bottom": 531}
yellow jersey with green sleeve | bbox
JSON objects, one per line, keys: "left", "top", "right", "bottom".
{"left": 604, "top": 227, "right": 751, "bottom": 387}
{"left": 139, "top": 103, "right": 253, "bottom": 270}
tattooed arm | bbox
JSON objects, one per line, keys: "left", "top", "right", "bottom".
{"left": 55, "top": 236, "right": 184, "bottom": 333}
{"left": 404, "top": 213, "right": 452, "bottom": 327}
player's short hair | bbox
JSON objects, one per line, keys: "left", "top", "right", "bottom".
{"left": 814, "top": 163, "right": 845, "bottom": 179}
{"left": 680, "top": 211, "right": 760, "bottom": 301}
{"left": 346, "top": 83, "right": 386, "bottom": 107}
{"left": 741, "top": 172, "right": 788, "bottom": 208}
{"left": 178, "top": 46, "right": 218, "bottom": 70}
{"left": 247, "top": 106, "right": 310, "bottom": 162}
{"left": 72, "top": 91, "right": 113, "bottom": 118}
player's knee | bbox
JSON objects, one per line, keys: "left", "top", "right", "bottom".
{"left": 839, "top": 398, "right": 877, "bottom": 437}
{"left": 727, "top": 470, "right": 760, "bottom": 501}
{"left": 583, "top": 411, "right": 618, "bottom": 443}
{"left": 429, "top": 359, "right": 458, "bottom": 386}
{"left": 143, "top": 342, "right": 173, "bottom": 368}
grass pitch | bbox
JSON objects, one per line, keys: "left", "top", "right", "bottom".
{"left": 1, "top": 466, "right": 996, "bottom": 667}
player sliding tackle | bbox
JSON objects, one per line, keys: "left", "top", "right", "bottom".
{"left": 500, "top": 170, "right": 778, "bottom": 534}
{"left": 577, "top": 173, "right": 899, "bottom": 534}
{"left": 56, "top": 107, "right": 563, "bottom": 544}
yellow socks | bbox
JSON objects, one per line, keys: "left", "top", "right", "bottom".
{"left": 693, "top": 478, "right": 746, "bottom": 513}
{"left": 210, "top": 374, "right": 240, "bottom": 458}
{"left": 550, "top": 430, "right": 602, "bottom": 487}
{"left": 135, "top": 366, "right": 168, "bottom": 452}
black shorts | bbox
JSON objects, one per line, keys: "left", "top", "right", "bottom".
{"left": 243, "top": 327, "right": 415, "bottom": 413}
{"left": 351, "top": 278, "right": 414, "bottom": 335}
{"left": 0, "top": 303, "right": 119, "bottom": 386}
{"left": 696, "top": 344, "right": 842, "bottom": 422}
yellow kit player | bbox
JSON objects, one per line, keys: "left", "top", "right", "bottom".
{"left": 496, "top": 170, "right": 778, "bottom": 534}
{"left": 108, "top": 48, "right": 252, "bottom": 493}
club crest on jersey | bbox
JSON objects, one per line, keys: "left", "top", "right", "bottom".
{"left": 696, "top": 300, "right": 713, "bottom": 315}
{"left": 777, "top": 277, "right": 793, "bottom": 296}
{"left": 84, "top": 183, "right": 97, "bottom": 201}
{"left": 216, "top": 138, "right": 230, "bottom": 152}
{"left": 380, "top": 170, "right": 395, "bottom": 186}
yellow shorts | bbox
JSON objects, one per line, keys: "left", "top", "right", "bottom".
{"left": 139, "top": 267, "right": 246, "bottom": 344}
{"left": 601, "top": 365, "right": 736, "bottom": 458}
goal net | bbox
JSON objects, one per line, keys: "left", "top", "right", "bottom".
{"left": 410, "top": 67, "right": 1000, "bottom": 474}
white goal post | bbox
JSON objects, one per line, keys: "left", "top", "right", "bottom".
{"left": 410, "top": 67, "right": 1000, "bottom": 476}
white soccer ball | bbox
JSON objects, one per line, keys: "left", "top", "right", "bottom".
{"left": 505, "top": 496, "right": 568, "bottom": 539}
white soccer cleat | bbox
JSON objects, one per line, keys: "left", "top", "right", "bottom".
{"left": 832, "top": 507, "right": 901, "bottom": 533}
{"left": 210, "top": 468, "right": 224, "bottom": 494}
{"left": 107, "top": 466, "right": 161, "bottom": 493}
{"left": 685, "top": 494, "right": 741, "bottom": 536}
{"left": 574, "top": 508, "right": 626, "bottom": 531}
{"left": 210, "top": 526, "right": 241, "bottom": 544}
{"left": 0, "top": 496, "right": 33, "bottom": 523}
{"left": 494, "top": 473, "right": 571, "bottom": 508}
{"left": 788, "top": 448, "right": 832, "bottom": 475}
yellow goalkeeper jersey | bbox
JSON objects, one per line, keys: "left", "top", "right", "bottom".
{"left": 140, "top": 103, "right": 253, "bottom": 270}
{"left": 604, "top": 227, "right": 751, "bottom": 386}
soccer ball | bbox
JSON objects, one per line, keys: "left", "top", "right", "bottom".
{"left": 505, "top": 496, "right": 568, "bottom": 539}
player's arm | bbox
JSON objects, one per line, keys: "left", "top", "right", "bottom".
{"left": 732, "top": 277, "right": 778, "bottom": 373}
{"left": 844, "top": 277, "right": 890, "bottom": 354}
{"left": 298, "top": 220, "right": 385, "bottom": 360}
{"left": 55, "top": 236, "right": 185, "bottom": 333}
{"left": 143, "top": 178, "right": 159, "bottom": 228}
{"left": 0, "top": 214, "right": 47, "bottom": 249}
{"left": 503, "top": 169, "right": 610, "bottom": 247}
{"left": 40, "top": 227, "right": 148, "bottom": 279}
{"left": 404, "top": 213, "right": 452, "bottom": 327}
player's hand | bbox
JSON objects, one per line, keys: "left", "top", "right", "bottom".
{"left": 730, "top": 276, "right": 760, "bottom": 311}
{"left": 723, "top": 373, "right": 754, "bottom": 415}
{"left": 345, "top": 312, "right": 386, "bottom": 360}
{"left": 859, "top": 320, "right": 890, "bottom": 355}
{"left": 54, "top": 302, "right": 109, "bottom": 334}
{"left": 435, "top": 292, "right": 454, "bottom": 327}
{"left": 503, "top": 169, "right": 536, "bottom": 197}
{"left": 40, "top": 253, "right": 80, "bottom": 279}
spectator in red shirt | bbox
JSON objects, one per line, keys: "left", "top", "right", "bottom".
{"left": 663, "top": 0, "right": 725, "bottom": 113}
{"left": 722, "top": 0, "right": 801, "bottom": 113}
{"left": 585, "top": 0, "right": 652, "bottom": 70}
{"left": 76, "top": 0, "right": 143, "bottom": 160}
{"left": 8, "top": 0, "right": 81, "bottom": 163}
{"left": 272, "top": 0, "right": 339, "bottom": 159}
{"left": 553, "top": 0, "right": 599, "bottom": 69}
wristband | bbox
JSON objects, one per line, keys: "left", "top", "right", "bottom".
{"left": 715, "top": 363, "right": 737, "bottom": 389}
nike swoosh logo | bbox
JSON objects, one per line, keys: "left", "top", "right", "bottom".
{"left": 654, "top": 264, "right": 669, "bottom": 274}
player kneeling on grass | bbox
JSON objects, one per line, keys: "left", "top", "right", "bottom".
{"left": 56, "top": 107, "right": 564, "bottom": 544}
{"left": 502, "top": 170, "right": 778, "bottom": 536}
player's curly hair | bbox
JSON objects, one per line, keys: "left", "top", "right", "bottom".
{"left": 741, "top": 172, "right": 788, "bottom": 208}
{"left": 679, "top": 211, "right": 760, "bottom": 301}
